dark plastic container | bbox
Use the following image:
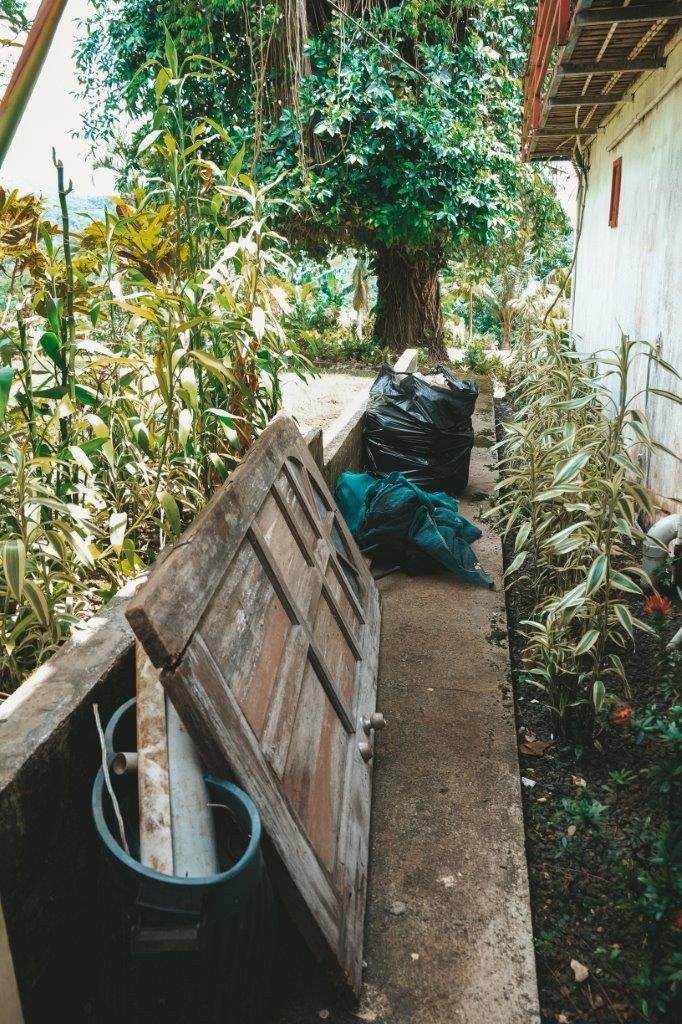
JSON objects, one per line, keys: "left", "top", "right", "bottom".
{"left": 92, "top": 698, "right": 276, "bottom": 1024}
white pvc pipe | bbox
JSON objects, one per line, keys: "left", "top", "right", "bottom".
{"left": 642, "top": 513, "right": 682, "bottom": 579}
{"left": 136, "top": 642, "right": 174, "bottom": 876}
{"left": 668, "top": 625, "right": 682, "bottom": 651}
{"left": 166, "top": 699, "right": 219, "bottom": 878}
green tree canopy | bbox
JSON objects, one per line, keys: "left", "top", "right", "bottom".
{"left": 76, "top": 1, "right": 569, "bottom": 356}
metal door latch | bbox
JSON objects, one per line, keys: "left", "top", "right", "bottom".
{"left": 358, "top": 711, "right": 386, "bottom": 762}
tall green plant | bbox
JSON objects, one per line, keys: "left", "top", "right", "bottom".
{"left": 0, "top": 42, "right": 307, "bottom": 694}
{"left": 489, "top": 331, "right": 681, "bottom": 742}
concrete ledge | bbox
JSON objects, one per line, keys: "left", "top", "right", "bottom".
{"left": 320, "top": 388, "right": 368, "bottom": 491}
{"left": 392, "top": 348, "right": 419, "bottom": 373}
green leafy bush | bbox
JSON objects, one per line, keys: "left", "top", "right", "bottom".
{"left": 0, "top": 42, "right": 307, "bottom": 694}
{"left": 488, "top": 330, "right": 681, "bottom": 742}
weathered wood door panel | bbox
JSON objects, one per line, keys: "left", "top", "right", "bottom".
{"left": 126, "top": 414, "right": 381, "bottom": 995}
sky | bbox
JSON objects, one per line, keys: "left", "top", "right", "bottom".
{"left": 2, "top": 0, "right": 116, "bottom": 196}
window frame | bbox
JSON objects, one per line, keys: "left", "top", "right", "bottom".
{"left": 609, "top": 157, "right": 622, "bottom": 228}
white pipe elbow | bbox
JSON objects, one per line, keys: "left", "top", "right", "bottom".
{"left": 642, "top": 513, "right": 682, "bottom": 579}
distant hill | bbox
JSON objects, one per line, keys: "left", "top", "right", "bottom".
{"left": 43, "top": 193, "right": 113, "bottom": 230}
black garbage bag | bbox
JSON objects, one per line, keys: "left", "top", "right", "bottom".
{"left": 363, "top": 364, "right": 479, "bottom": 494}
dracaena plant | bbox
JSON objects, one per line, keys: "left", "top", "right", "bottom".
{"left": 488, "top": 330, "right": 681, "bottom": 742}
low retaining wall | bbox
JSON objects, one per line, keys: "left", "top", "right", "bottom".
{"left": 0, "top": 348, "right": 419, "bottom": 1023}
{"left": 321, "top": 348, "right": 418, "bottom": 491}
{"left": 0, "top": 583, "right": 143, "bottom": 1023}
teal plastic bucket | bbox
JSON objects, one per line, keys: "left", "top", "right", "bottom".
{"left": 92, "top": 698, "right": 275, "bottom": 1023}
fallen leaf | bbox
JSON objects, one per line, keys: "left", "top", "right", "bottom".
{"left": 521, "top": 776, "right": 536, "bottom": 788}
{"left": 567, "top": 825, "right": 577, "bottom": 837}
{"left": 410, "top": 952, "right": 419, "bottom": 961}
{"left": 557, "top": 1015, "right": 570, "bottom": 1023}
{"left": 520, "top": 737, "right": 554, "bottom": 757}
{"left": 439, "top": 875, "right": 455, "bottom": 888}
{"left": 318, "top": 1012, "right": 330, "bottom": 1021}
{"left": 570, "top": 958, "right": 589, "bottom": 983}
{"left": 571, "top": 775, "right": 587, "bottom": 787}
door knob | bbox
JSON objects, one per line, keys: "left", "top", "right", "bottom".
{"left": 362, "top": 712, "right": 386, "bottom": 736}
{"left": 358, "top": 740, "right": 373, "bottom": 763}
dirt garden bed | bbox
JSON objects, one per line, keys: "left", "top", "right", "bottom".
{"left": 495, "top": 398, "right": 682, "bottom": 1024}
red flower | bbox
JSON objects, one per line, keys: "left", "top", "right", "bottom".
{"left": 613, "top": 706, "right": 632, "bottom": 726}
{"left": 643, "top": 595, "right": 674, "bottom": 617}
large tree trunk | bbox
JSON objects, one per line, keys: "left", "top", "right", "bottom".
{"left": 373, "top": 247, "right": 447, "bottom": 361}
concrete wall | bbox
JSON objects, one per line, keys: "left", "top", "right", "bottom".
{"left": 0, "top": 583, "right": 141, "bottom": 1023}
{"left": 571, "top": 33, "right": 682, "bottom": 512}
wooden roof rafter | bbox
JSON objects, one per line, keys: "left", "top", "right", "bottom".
{"left": 521, "top": 0, "right": 682, "bottom": 161}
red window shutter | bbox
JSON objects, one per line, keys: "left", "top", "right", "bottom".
{"left": 609, "top": 158, "right": 622, "bottom": 228}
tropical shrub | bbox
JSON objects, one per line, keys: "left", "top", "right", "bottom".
{"left": 0, "top": 41, "right": 307, "bottom": 694}
{"left": 489, "top": 330, "right": 681, "bottom": 742}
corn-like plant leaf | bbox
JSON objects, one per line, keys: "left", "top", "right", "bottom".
{"left": 251, "top": 305, "right": 266, "bottom": 340}
{"left": 630, "top": 615, "right": 656, "bottom": 635}
{"left": 546, "top": 521, "right": 589, "bottom": 547}
{"left": 514, "top": 521, "right": 531, "bottom": 553}
{"left": 575, "top": 629, "right": 599, "bottom": 656}
{"left": 74, "top": 385, "right": 98, "bottom": 407}
{"left": 608, "top": 569, "right": 642, "bottom": 595}
{"left": 592, "top": 680, "right": 606, "bottom": 712}
{"left": 189, "top": 350, "right": 228, "bottom": 380}
{"left": 23, "top": 580, "right": 51, "bottom": 627}
{"left": 0, "top": 366, "right": 13, "bottom": 425}
{"left": 155, "top": 68, "right": 171, "bottom": 103}
{"left": 69, "top": 530, "right": 95, "bottom": 568}
{"left": 118, "top": 301, "right": 160, "bottom": 325}
{"left": 109, "top": 512, "right": 127, "bottom": 554}
{"left": 505, "top": 550, "right": 527, "bottom": 577}
{"left": 68, "top": 445, "right": 94, "bottom": 475}
{"left": 207, "top": 452, "right": 229, "bottom": 481}
{"left": 39, "top": 331, "right": 62, "bottom": 366}
{"left": 585, "top": 554, "right": 607, "bottom": 595}
{"left": 608, "top": 654, "right": 627, "bottom": 681}
{"left": 178, "top": 407, "right": 193, "bottom": 449}
{"left": 552, "top": 452, "right": 590, "bottom": 487}
{"left": 550, "top": 581, "right": 588, "bottom": 612}
{"left": 2, "top": 538, "right": 26, "bottom": 601}
{"left": 652, "top": 355, "right": 681, "bottom": 380}
{"left": 554, "top": 395, "right": 594, "bottom": 410}
{"left": 552, "top": 537, "right": 586, "bottom": 555}
{"left": 647, "top": 387, "right": 681, "bottom": 405}
{"left": 179, "top": 367, "right": 198, "bottom": 410}
{"left": 158, "top": 491, "right": 181, "bottom": 537}
{"left": 613, "top": 603, "right": 633, "bottom": 638}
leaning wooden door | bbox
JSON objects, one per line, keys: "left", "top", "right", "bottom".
{"left": 126, "top": 414, "right": 381, "bottom": 995}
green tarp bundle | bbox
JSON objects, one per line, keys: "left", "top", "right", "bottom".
{"left": 335, "top": 471, "right": 493, "bottom": 587}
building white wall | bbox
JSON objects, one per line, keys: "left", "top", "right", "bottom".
{"left": 571, "top": 34, "right": 682, "bottom": 512}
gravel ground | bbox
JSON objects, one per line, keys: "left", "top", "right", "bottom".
{"left": 281, "top": 371, "right": 373, "bottom": 435}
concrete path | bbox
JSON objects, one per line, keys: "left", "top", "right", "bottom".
{"left": 276, "top": 392, "right": 539, "bottom": 1024}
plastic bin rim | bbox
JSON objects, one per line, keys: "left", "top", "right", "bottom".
{"left": 93, "top": 764, "right": 262, "bottom": 887}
